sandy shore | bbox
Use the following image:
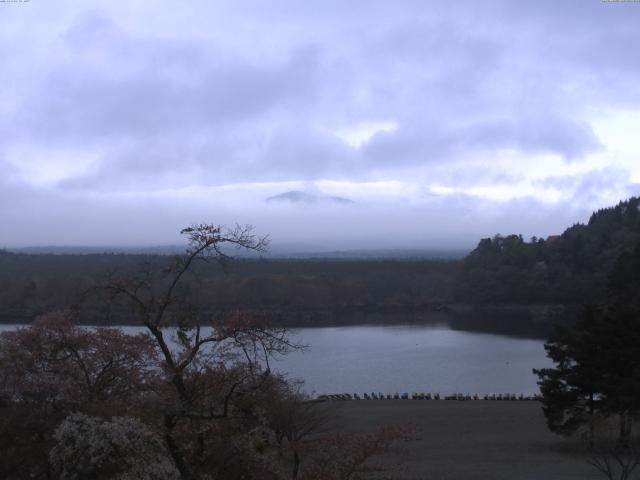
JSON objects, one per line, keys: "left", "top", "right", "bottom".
{"left": 332, "top": 400, "right": 600, "bottom": 480}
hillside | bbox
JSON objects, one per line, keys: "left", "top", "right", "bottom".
{"left": 454, "top": 197, "right": 640, "bottom": 305}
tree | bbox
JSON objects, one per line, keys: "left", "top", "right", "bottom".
{"left": 103, "top": 224, "right": 305, "bottom": 479}
{"left": 100, "top": 224, "right": 414, "bottom": 479}
{"left": 49, "top": 414, "right": 180, "bottom": 480}
{"left": 0, "top": 224, "right": 300, "bottom": 480}
{"left": 263, "top": 382, "right": 335, "bottom": 478}
{"left": 0, "top": 312, "right": 158, "bottom": 411}
{"left": 533, "top": 307, "right": 607, "bottom": 442}
{"left": 534, "top": 234, "right": 640, "bottom": 449}
{"left": 586, "top": 427, "right": 640, "bottom": 480}
{"left": 297, "top": 424, "right": 414, "bottom": 480}
{"left": 0, "top": 224, "right": 413, "bottom": 480}
{"left": 608, "top": 242, "right": 640, "bottom": 312}
{"left": 534, "top": 304, "right": 640, "bottom": 446}
{"left": 0, "top": 312, "right": 159, "bottom": 479}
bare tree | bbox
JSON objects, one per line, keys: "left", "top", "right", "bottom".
{"left": 299, "top": 424, "right": 415, "bottom": 480}
{"left": 0, "top": 224, "right": 414, "bottom": 480}
{"left": 263, "top": 381, "right": 335, "bottom": 478}
{"left": 587, "top": 440, "right": 640, "bottom": 480}
{"left": 104, "top": 224, "right": 302, "bottom": 480}
{"left": 583, "top": 417, "right": 640, "bottom": 480}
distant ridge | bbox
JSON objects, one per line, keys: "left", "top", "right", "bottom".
{"left": 6, "top": 245, "right": 468, "bottom": 260}
{"left": 8, "top": 245, "right": 186, "bottom": 255}
{"left": 267, "top": 248, "right": 468, "bottom": 260}
{"left": 266, "top": 190, "right": 355, "bottom": 205}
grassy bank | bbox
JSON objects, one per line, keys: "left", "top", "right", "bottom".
{"left": 333, "top": 400, "right": 600, "bottom": 479}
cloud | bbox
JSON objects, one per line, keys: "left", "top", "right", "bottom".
{"left": 1, "top": 1, "right": 639, "bottom": 247}
{"left": 363, "top": 114, "right": 602, "bottom": 169}
{"left": 16, "top": 26, "right": 319, "bottom": 144}
{"left": 535, "top": 167, "right": 633, "bottom": 207}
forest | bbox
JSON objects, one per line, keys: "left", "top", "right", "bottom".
{"left": 2, "top": 197, "right": 639, "bottom": 333}
{"left": 0, "top": 251, "right": 456, "bottom": 326}
{"left": 454, "top": 196, "right": 640, "bottom": 305}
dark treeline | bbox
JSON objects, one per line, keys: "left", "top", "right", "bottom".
{"left": 0, "top": 251, "right": 456, "bottom": 326}
{"left": 454, "top": 196, "right": 640, "bottom": 305}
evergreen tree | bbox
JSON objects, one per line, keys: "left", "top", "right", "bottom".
{"left": 533, "top": 307, "right": 605, "bottom": 441}
{"left": 535, "top": 242, "right": 640, "bottom": 445}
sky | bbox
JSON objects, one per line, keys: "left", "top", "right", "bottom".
{"left": 1, "top": 0, "right": 640, "bottom": 250}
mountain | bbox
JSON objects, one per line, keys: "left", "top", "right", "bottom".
{"left": 265, "top": 190, "right": 355, "bottom": 205}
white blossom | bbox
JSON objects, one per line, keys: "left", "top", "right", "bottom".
{"left": 50, "top": 414, "right": 180, "bottom": 480}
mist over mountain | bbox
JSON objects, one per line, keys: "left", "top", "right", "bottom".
{"left": 266, "top": 190, "right": 355, "bottom": 205}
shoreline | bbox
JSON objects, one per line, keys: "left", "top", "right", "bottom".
{"left": 318, "top": 392, "right": 541, "bottom": 401}
{"left": 0, "top": 303, "right": 576, "bottom": 339}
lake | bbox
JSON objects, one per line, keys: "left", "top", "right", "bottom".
{"left": 0, "top": 322, "right": 550, "bottom": 396}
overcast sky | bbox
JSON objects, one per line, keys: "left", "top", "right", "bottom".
{"left": 2, "top": 0, "right": 640, "bottom": 250}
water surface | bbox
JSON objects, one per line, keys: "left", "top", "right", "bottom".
{"left": 277, "top": 325, "right": 549, "bottom": 395}
{"left": 0, "top": 323, "right": 550, "bottom": 396}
